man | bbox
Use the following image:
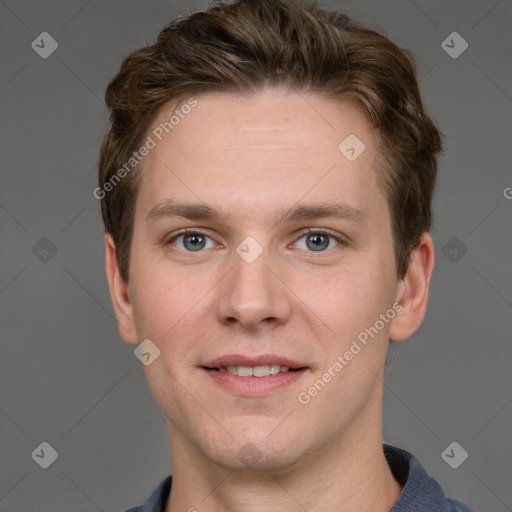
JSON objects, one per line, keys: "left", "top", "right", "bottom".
{"left": 98, "top": 0, "right": 475, "bottom": 510}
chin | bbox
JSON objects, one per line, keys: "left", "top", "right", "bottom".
{"left": 209, "top": 444, "right": 303, "bottom": 474}
{"left": 198, "top": 421, "right": 311, "bottom": 474}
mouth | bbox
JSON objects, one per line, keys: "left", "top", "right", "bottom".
{"left": 201, "top": 355, "right": 309, "bottom": 396}
{"left": 203, "top": 364, "right": 305, "bottom": 377}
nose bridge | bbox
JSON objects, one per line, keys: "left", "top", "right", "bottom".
{"left": 216, "top": 241, "right": 292, "bottom": 328}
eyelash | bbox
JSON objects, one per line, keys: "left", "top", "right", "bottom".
{"left": 165, "top": 228, "right": 348, "bottom": 253}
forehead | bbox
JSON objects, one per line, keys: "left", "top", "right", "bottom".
{"left": 135, "top": 89, "right": 386, "bottom": 224}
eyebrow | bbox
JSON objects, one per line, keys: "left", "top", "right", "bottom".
{"left": 275, "top": 203, "right": 368, "bottom": 226}
{"left": 146, "top": 201, "right": 222, "bottom": 224}
{"left": 146, "top": 200, "right": 369, "bottom": 228}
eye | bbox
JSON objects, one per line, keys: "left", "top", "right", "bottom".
{"left": 169, "top": 231, "right": 216, "bottom": 252}
{"left": 294, "top": 231, "right": 342, "bottom": 252}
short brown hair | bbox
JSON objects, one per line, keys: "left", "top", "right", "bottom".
{"left": 98, "top": 0, "right": 442, "bottom": 281}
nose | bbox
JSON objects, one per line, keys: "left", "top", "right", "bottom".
{"left": 215, "top": 245, "right": 293, "bottom": 331}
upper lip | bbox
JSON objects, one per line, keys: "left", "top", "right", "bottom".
{"left": 202, "top": 354, "right": 307, "bottom": 369}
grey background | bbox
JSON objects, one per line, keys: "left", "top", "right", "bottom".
{"left": 1, "top": 0, "right": 511, "bottom": 511}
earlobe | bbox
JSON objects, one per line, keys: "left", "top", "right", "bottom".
{"left": 105, "top": 234, "right": 139, "bottom": 344}
{"left": 389, "top": 233, "right": 435, "bottom": 342}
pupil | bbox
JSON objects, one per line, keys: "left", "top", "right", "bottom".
{"left": 184, "top": 234, "right": 205, "bottom": 251}
{"left": 307, "top": 234, "right": 328, "bottom": 251}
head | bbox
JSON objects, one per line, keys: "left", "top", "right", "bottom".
{"left": 100, "top": 0, "right": 441, "bottom": 473}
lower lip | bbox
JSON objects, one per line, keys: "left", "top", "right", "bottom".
{"left": 202, "top": 368, "right": 308, "bottom": 396}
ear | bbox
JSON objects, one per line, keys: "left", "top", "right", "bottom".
{"left": 389, "top": 232, "right": 435, "bottom": 341}
{"left": 105, "top": 234, "right": 138, "bottom": 344}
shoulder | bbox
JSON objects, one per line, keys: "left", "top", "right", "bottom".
{"left": 122, "top": 475, "right": 172, "bottom": 512}
{"left": 384, "top": 444, "right": 475, "bottom": 512}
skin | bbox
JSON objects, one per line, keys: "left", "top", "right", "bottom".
{"left": 105, "top": 88, "right": 435, "bottom": 512}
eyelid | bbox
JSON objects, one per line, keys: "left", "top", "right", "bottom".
{"left": 292, "top": 227, "right": 349, "bottom": 247}
{"left": 164, "top": 228, "right": 220, "bottom": 248}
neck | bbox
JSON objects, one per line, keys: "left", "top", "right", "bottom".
{"left": 165, "top": 409, "right": 402, "bottom": 512}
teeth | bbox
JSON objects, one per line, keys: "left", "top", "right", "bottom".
{"left": 224, "top": 364, "right": 294, "bottom": 377}
{"left": 238, "top": 366, "right": 253, "bottom": 377}
{"left": 269, "top": 364, "right": 281, "bottom": 375}
{"left": 253, "top": 365, "right": 270, "bottom": 377}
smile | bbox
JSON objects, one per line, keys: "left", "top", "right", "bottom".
{"left": 201, "top": 356, "right": 309, "bottom": 396}
{"left": 211, "top": 364, "right": 299, "bottom": 377}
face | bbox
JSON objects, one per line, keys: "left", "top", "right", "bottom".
{"left": 110, "top": 89, "right": 419, "bottom": 473}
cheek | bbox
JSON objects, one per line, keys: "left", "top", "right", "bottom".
{"left": 130, "top": 264, "right": 214, "bottom": 344}
{"left": 294, "top": 263, "right": 393, "bottom": 337}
